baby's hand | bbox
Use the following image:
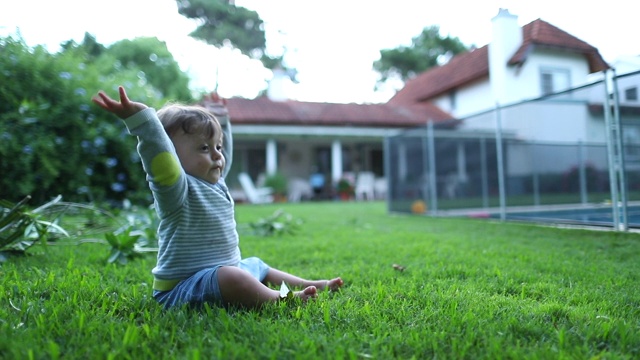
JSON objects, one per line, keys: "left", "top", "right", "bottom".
{"left": 204, "top": 92, "right": 228, "bottom": 118}
{"left": 92, "top": 86, "right": 148, "bottom": 119}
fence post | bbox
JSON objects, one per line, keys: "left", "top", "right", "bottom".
{"left": 579, "top": 141, "right": 588, "bottom": 204}
{"left": 532, "top": 144, "right": 540, "bottom": 207}
{"left": 494, "top": 104, "right": 506, "bottom": 221}
{"left": 426, "top": 121, "right": 438, "bottom": 213}
{"left": 603, "top": 69, "right": 621, "bottom": 230}
{"left": 480, "top": 137, "right": 489, "bottom": 208}
{"left": 383, "top": 136, "right": 391, "bottom": 213}
{"left": 611, "top": 69, "right": 629, "bottom": 231}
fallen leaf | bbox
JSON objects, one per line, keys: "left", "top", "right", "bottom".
{"left": 392, "top": 264, "right": 406, "bottom": 272}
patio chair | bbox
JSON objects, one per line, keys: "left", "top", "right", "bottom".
{"left": 238, "top": 172, "right": 274, "bottom": 204}
{"left": 355, "top": 171, "right": 376, "bottom": 201}
{"left": 374, "top": 177, "right": 387, "bottom": 200}
{"left": 287, "top": 177, "right": 313, "bottom": 202}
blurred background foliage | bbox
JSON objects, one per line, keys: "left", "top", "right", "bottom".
{"left": 0, "top": 33, "right": 195, "bottom": 206}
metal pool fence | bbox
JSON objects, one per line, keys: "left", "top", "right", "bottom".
{"left": 385, "top": 69, "right": 640, "bottom": 231}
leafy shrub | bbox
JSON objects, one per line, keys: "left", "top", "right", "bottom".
{"left": 104, "top": 226, "right": 151, "bottom": 265}
{"left": 1, "top": 195, "right": 71, "bottom": 261}
{"left": 1, "top": 194, "right": 157, "bottom": 264}
{"left": 264, "top": 172, "right": 288, "bottom": 197}
{"left": 249, "top": 209, "right": 302, "bottom": 237}
{"left": 0, "top": 35, "right": 176, "bottom": 205}
{"left": 336, "top": 178, "right": 354, "bottom": 198}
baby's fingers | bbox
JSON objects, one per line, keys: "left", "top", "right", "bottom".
{"left": 93, "top": 91, "right": 118, "bottom": 107}
{"left": 117, "top": 86, "right": 131, "bottom": 106}
{"left": 91, "top": 92, "right": 113, "bottom": 110}
{"left": 92, "top": 87, "right": 145, "bottom": 119}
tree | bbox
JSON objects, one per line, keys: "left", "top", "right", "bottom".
{"left": 61, "top": 32, "right": 106, "bottom": 58}
{"left": 373, "top": 26, "right": 469, "bottom": 88}
{"left": 177, "top": 0, "right": 264, "bottom": 56}
{"left": 175, "top": 0, "right": 294, "bottom": 76}
{"left": 61, "top": 34, "right": 192, "bottom": 103}
{"left": 105, "top": 37, "right": 193, "bottom": 102}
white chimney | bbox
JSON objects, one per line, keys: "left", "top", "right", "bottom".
{"left": 267, "top": 67, "right": 291, "bottom": 102}
{"left": 489, "top": 8, "right": 522, "bottom": 105}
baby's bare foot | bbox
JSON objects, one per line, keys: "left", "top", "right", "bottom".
{"left": 325, "top": 277, "right": 344, "bottom": 291}
{"left": 308, "top": 277, "right": 344, "bottom": 292}
{"left": 295, "top": 286, "right": 318, "bottom": 302}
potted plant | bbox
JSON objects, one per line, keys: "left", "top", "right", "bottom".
{"left": 264, "top": 172, "right": 288, "bottom": 202}
{"left": 336, "top": 178, "right": 354, "bottom": 200}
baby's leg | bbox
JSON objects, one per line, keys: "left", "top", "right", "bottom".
{"left": 264, "top": 268, "right": 344, "bottom": 292}
{"left": 217, "top": 266, "right": 317, "bottom": 308}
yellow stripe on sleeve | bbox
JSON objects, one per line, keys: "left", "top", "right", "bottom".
{"left": 150, "top": 152, "right": 181, "bottom": 186}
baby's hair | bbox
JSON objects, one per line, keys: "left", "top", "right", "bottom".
{"left": 157, "top": 103, "right": 222, "bottom": 140}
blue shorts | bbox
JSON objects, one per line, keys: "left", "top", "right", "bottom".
{"left": 153, "top": 257, "right": 271, "bottom": 309}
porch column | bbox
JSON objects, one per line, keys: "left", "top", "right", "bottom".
{"left": 266, "top": 139, "right": 277, "bottom": 175}
{"left": 456, "top": 141, "right": 468, "bottom": 182}
{"left": 331, "top": 140, "right": 343, "bottom": 183}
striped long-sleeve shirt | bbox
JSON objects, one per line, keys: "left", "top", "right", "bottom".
{"left": 122, "top": 108, "right": 241, "bottom": 291}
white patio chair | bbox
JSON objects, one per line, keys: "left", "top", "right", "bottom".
{"left": 355, "top": 171, "right": 376, "bottom": 201}
{"left": 374, "top": 177, "right": 387, "bottom": 200}
{"left": 238, "top": 172, "right": 274, "bottom": 204}
{"left": 287, "top": 177, "right": 313, "bottom": 202}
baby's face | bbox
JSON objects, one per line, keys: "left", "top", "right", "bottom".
{"left": 172, "top": 130, "right": 225, "bottom": 184}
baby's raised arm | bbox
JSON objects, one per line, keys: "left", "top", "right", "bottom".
{"left": 92, "top": 86, "right": 148, "bottom": 119}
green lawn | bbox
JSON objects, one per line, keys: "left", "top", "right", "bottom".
{"left": 1, "top": 201, "right": 639, "bottom": 359}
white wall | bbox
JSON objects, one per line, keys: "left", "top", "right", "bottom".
{"left": 279, "top": 140, "right": 314, "bottom": 177}
{"left": 433, "top": 78, "right": 492, "bottom": 118}
{"left": 454, "top": 49, "right": 604, "bottom": 143}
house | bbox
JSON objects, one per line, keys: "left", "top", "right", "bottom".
{"left": 389, "top": 8, "right": 610, "bottom": 142}
{"left": 202, "top": 8, "right": 623, "bottom": 202}
{"left": 203, "top": 93, "right": 453, "bottom": 200}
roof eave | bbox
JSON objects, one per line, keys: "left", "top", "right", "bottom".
{"left": 415, "top": 72, "right": 490, "bottom": 103}
{"left": 508, "top": 43, "right": 610, "bottom": 73}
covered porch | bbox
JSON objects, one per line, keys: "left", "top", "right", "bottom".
{"left": 226, "top": 125, "right": 390, "bottom": 202}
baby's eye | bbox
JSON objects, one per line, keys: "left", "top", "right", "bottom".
{"left": 216, "top": 145, "right": 223, "bottom": 151}
{"left": 200, "top": 144, "right": 210, "bottom": 151}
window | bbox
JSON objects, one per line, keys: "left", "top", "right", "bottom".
{"left": 625, "top": 87, "right": 638, "bottom": 102}
{"left": 540, "top": 68, "right": 570, "bottom": 96}
{"left": 448, "top": 90, "right": 457, "bottom": 111}
{"left": 624, "top": 127, "right": 640, "bottom": 160}
{"left": 369, "top": 149, "right": 384, "bottom": 177}
{"left": 314, "top": 147, "right": 331, "bottom": 174}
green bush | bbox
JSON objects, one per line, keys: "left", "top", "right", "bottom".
{"left": 0, "top": 35, "right": 185, "bottom": 205}
{"left": 264, "top": 172, "right": 288, "bottom": 197}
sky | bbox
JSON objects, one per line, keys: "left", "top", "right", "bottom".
{"left": 2, "top": 0, "right": 639, "bottom": 104}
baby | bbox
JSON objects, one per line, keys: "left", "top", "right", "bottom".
{"left": 92, "top": 86, "right": 343, "bottom": 309}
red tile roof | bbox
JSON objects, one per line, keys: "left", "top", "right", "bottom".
{"left": 388, "top": 46, "right": 489, "bottom": 105}
{"left": 510, "top": 19, "right": 609, "bottom": 72}
{"left": 389, "top": 18, "right": 610, "bottom": 105}
{"left": 212, "top": 96, "right": 453, "bottom": 128}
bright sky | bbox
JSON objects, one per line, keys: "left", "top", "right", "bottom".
{"left": 2, "top": 0, "right": 638, "bottom": 104}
